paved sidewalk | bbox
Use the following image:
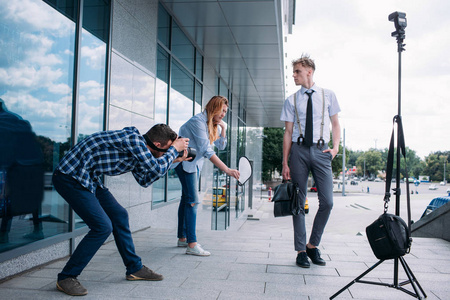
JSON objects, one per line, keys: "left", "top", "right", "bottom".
{"left": 0, "top": 192, "right": 449, "bottom": 299}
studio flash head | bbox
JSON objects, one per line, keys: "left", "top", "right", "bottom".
{"left": 389, "top": 11, "right": 407, "bottom": 35}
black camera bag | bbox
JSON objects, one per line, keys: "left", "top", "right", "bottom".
{"left": 366, "top": 116, "right": 412, "bottom": 260}
{"left": 366, "top": 213, "right": 411, "bottom": 260}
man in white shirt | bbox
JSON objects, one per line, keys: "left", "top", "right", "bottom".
{"left": 280, "top": 54, "right": 341, "bottom": 268}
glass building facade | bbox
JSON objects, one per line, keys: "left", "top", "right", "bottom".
{"left": 0, "top": 0, "right": 273, "bottom": 280}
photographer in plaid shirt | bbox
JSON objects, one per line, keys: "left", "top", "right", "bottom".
{"left": 52, "top": 124, "right": 190, "bottom": 296}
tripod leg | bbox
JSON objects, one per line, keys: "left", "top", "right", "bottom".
{"left": 330, "top": 260, "right": 384, "bottom": 299}
{"left": 399, "top": 256, "right": 427, "bottom": 299}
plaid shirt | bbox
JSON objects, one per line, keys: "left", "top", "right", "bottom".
{"left": 57, "top": 127, "right": 177, "bottom": 193}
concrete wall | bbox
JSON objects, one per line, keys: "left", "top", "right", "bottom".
{"left": 411, "top": 201, "right": 450, "bottom": 242}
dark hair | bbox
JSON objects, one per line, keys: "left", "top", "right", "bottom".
{"left": 143, "top": 124, "right": 177, "bottom": 147}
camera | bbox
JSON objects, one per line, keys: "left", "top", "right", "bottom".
{"left": 178, "top": 147, "right": 196, "bottom": 159}
{"left": 177, "top": 137, "right": 196, "bottom": 159}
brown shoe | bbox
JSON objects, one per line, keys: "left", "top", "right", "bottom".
{"left": 56, "top": 278, "right": 88, "bottom": 296}
{"left": 126, "top": 265, "right": 164, "bottom": 281}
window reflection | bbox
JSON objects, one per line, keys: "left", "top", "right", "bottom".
{"left": 77, "top": 29, "right": 106, "bottom": 139}
{"left": 195, "top": 49, "right": 203, "bottom": 80}
{"left": 172, "top": 22, "right": 194, "bottom": 73}
{"left": 157, "top": 3, "right": 171, "bottom": 49}
{"left": 194, "top": 80, "right": 202, "bottom": 115}
{"left": 155, "top": 4, "right": 202, "bottom": 206}
{"left": 167, "top": 87, "right": 193, "bottom": 202}
{"left": 0, "top": 0, "right": 75, "bottom": 252}
{"left": 152, "top": 76, "right": 169, "bottom": 205}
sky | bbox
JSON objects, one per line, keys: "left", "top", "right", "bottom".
{"left": 284, "top": 0, "right": 450, "bottom": 159}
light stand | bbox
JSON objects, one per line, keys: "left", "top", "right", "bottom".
{"left": 330, "top": 12, "right": 427, "bottom": 299}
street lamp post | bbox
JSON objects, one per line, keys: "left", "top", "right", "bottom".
{"left": 342, "top": 128, "right": 346, "bottom": 196}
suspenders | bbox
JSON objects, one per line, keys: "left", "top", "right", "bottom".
{"left": 293, "top": 88, "right": 326, "bottom": 148}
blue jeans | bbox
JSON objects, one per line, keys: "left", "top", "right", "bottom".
{"left": 52, "top": 170, "right": 142, "bottom": 281}
{"left": 175, "top": 164, "right": 198, "bottom": 244}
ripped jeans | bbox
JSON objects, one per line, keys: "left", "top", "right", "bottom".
{"left": 175, "top": 164, "right": 199, "bottom": 243}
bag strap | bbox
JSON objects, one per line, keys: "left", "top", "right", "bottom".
{"left": 383, "top": 116, "right": 412, "bottom": 240}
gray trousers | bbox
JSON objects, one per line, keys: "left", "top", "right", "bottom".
{"left": 290, "top": 143, "right": 334, "bottom": 251}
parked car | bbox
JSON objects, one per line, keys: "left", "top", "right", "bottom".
{"left": 420, "top": 196, "right": 450, "bottom": 218}
{"left": 429, "top": 184, "right": 438, "bottom": 190}
{"left": 202, "top": 187, "right": 227, "bottom": 209}
{"left": 440, "top": 181, "right": 446, "bottom": 186}
{"left": 310, "top": 186, "right": 317, "bottom": 192}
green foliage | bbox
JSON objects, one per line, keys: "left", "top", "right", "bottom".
{"left": 262, "top": 127, "right": 284, "bottom": 181}
{"left": 423, "top": 151, "right": 449, "bottom": 182}
{"left": 355, "top": 150, "right": 383, "bottom": 178}
{"left": 35, "top": 136, "right": 71, "bottom": 172}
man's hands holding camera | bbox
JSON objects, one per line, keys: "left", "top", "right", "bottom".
{"left": 172, "top": 136, "right": 198, "bottom": 163}
{"left": 172, "top": 137, "right": 191, "bottom": 163}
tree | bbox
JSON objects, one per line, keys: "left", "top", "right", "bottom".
{"left": 424, "top": 151, "right": 450, "bottom": 181}
{"left": 355, "top": 150, "right": 383, "bottom": 178}
{"left": 262, "top": 127, "right": 284, "bottom": 181}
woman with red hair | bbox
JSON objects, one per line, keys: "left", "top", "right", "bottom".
{"left": 175, "top": 96, "right": 240, "bottom": 256}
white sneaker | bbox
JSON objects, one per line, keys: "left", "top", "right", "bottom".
{"left": 186, "top": 244, "right": 211, "bottom": 256}
{"left": 177, "top": 240, "right": 188, "bottom": 247}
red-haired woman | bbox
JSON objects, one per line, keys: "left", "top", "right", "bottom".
{"left": 175, "top": 96, "right": 239, "bottom": 256}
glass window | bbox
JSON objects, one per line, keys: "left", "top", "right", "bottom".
{"left": 155, "top": 3, "right": 203, "bottom": 205}
{"left": 74, "top": 0, "right": 110, "bottom": 227}
{"left": 195, "top": 49, "right": 203, "bottom": 80}
{"left": 82, "top": 0, "right": 110, "bottom": 43}
{"left": 157, "top": 3, "right": 171, "bottom": 49}
{"left": 157, "top": 46, "right": 170, "bottom": 84}
{"left": 194, "top": 80, "right": 202, "bottom": 114}
{"left": 171, "top": 60, "right": 194, "bottom": 104}
{"left": 172, "top": 22, "right": 195, "bottom": 73}
{"left": 167, "top": 63, "right": 194, "bottom": 204}
{"left": 77, "top": 28, "right": 106, "bottom": 140}
{"left": 0, "top": 0, "right": 76, "bottom": 252}
{"left": 152, "top": 47, "right": 170, "bottom": 205}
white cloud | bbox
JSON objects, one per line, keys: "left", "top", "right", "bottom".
{"left": 0, "top": 65, "right": 63, "bottom": 89}
{"left": 1, "top": 0, "right": 73, "bottom": 35}
{"left": 48, "top": 83, "right": 71, "bottom": 95}
{"left": 81, "top": 44, "right": 106, "bottom": 70}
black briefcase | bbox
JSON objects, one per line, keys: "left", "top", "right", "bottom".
{"left": 272, "top": 181, "right": 302, "bottom": 217}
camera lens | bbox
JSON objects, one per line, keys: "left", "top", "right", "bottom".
{"left": 178, "top": 147, "right": 196, "bottom": 159}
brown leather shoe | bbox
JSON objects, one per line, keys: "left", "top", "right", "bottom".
{"left": 126, "top": 265, "right": 164, "bottom": 281}
{"left": 56, "top": 278, "right": 88, "bottom": 296}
